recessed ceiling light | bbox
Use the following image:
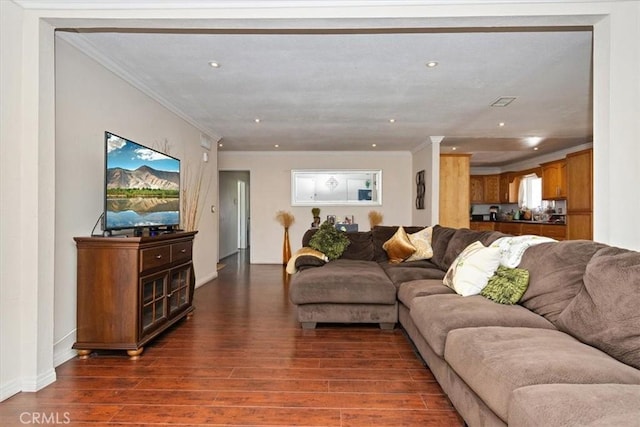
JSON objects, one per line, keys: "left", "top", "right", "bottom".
{"left": 426, "top": 61, "right": 439, "bottom": 68}
{"left": 372, "top": 144, "right": 377, "bottom": 147}
{"left": 452, "top": 147, "right": 457, "bottom": 151}
{"left": 533, "top": 147, "right": 539, "bottom": 151}
{"left": 499, "top": 122, "right": 505, "bottom": 127}
{"left": 208, "top": 61, "right": 220, "bottom": 68}
{"left": 389, "top": 119, "right": 395, "bottom": 123}
{"left": 254, "top": 118, "right": 261, "bottom": 123}
{"left": 218, "top": 142, "right": 223, "bottom": 147}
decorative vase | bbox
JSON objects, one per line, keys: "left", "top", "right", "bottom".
{"left": 282, "top": 227, "right": 291, "bottom": 265}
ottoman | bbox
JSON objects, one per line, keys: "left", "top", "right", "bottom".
{"left": 289, "top": 259, "right": 398, "bottom": 329}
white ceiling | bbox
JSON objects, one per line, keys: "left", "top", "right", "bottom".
{"left": 58, "top": 25, "right": 593, "bottom": 166}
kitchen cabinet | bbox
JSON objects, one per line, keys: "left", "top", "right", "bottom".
{"left": 470, "top": 174, "right": 500, "bottom": 204}
{"left": 566, "top": 149, "right": 593, "bottom": 240}
{"left": 499, "top": 173, "right": 518, "bottom": 204}
{"left": 470, "top": 221, "right": 496, "bottom": 232}
{"left": 541, "top": 159, "right": 567, "bottom": 200}
{"left": 497, "top": 222, "right": 522, "bottom": 236}
{"left": 484, "top": 175, "right": 500, "bottom": 204}
{"left": 440, "top": 154, "right": 471, "bottom": 229}
{"left": 495, "top": 222, "right": 566, "bottom": 240}
{"left": 470, "top": 175, "right": 485, "bottom": 204}
{"left": 73, "top": 231, "right": 197, "bottom": 358}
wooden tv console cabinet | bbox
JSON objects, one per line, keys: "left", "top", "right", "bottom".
{"left": 73, "top": 231, "right": 197, "bottom": 359}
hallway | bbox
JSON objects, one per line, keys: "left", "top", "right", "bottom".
{"left": 0, "top": 251, "right": 463, "bottom": 426}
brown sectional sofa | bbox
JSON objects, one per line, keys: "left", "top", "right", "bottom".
{"left": 289, "top": 225, "right": 640, "bottom": 427}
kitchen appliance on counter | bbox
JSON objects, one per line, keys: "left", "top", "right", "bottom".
{"left": 489, "top": 206, "right": 499, "bottom": 222}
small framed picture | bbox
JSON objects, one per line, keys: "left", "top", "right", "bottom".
{"left": 327, "top": 215, "right": 336, "bottom": 225}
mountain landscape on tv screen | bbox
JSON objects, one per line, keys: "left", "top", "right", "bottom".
{"left": 106, "top": 165, "right": 179, "bottom": 192}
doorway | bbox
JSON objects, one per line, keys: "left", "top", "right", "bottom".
{"left": 219, "top": 171, "right": 250, "bottom": 260}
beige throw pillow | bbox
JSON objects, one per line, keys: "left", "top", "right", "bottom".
{"left": 405, "top": 226, "right": 434, "bottom": 262}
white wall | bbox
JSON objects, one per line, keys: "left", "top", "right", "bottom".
{"left": 0, "top": 0, "right": 26, "bottom": 400}
{"left": 219, "top": 151, "right": 412, "bottom": 263}
{"left": 53, "top": 38, "right": 219, "bottom": 365}
{"left": 412, "top": 141, "right": 440, "bottom": 226}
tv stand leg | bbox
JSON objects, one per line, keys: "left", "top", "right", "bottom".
{"left": 127, "top": 348, "right": 144, "bottom": 359}
{"left": 76, "top": 349, "right": 92, "bottom": 359}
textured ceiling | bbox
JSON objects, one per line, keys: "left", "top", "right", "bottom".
{"left": 59, "top": 27, "right": 593, "bottom": 166}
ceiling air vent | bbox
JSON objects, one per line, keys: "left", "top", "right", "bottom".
{"left": 491, "top": 96, "right": 517, "bottom": 107}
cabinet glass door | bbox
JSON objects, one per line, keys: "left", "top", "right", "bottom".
{"left": 168, "top": 264, "right": 191, "bottom": 316}
{"left": 140, "top": 272, "right": 168, "bottom": 333}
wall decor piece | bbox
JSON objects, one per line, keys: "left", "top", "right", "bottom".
{"left": 291, "top": 169, "right": 382, "bottom": 206}
{"left": 416, "top": 170, "right": 426, "bottom": 210}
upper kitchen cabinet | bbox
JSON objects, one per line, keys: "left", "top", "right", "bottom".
{"left": 470, "top": 175, "right": 485, "bottom": 204}
{"left": 541, "top": 159, "right": 567, "bottom": 200}
{"left": 499, "top": 172, "right": 519, "bottom": 204}
{"left": 484, "top": 175, "right": 500, "bottom": 204}
{"left": 470, "top": 174, "right": 500, "bottom": 204}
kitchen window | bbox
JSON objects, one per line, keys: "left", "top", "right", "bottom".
{"left": 519, "top": 174, "right": 542, "bottom": 209}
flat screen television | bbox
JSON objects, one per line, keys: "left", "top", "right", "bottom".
{"left": 104, "top": 131, "right": 180, "bottom": 233}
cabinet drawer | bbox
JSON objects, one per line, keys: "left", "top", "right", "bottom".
{"left": 140, "top": 245, "right": 171, "bottom": 272}
{"left": 171, "top": 241, "right": 192, "bottom": 263}
{"left": 521, "top": 224, "right": 542, "bottom": 236}
{"left": 498, "top": 223, "right": 521, "bottom": 235}
{"left": 541, "top": 225, "right": 567, "bottom": 240}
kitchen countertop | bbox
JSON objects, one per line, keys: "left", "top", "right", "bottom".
{"left": 471, "top": 219, "right": 566, "bottom": 226}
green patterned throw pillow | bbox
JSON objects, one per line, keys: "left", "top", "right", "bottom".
{"left": 481, "top": 266, "right": 530, "bottom": 305}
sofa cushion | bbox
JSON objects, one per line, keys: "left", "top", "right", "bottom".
{"left": 372, "top": 225, "right": 426, "bottom": 262}
{"left": 289, "top": 259, "right": 396, "bottom": 305}
{"left": 518, "top": 240, "right": 608, "bottom": 324}
{"left": 381, "top": 260, "right": 446, "bottom": 288}
{"left": 443, "top": 241, "right": 502, "bottom": 296}
{"left": 382, "top": 226, "right": 416, "bottom": 263}
{"left": 396, "top": 279, "right": 455, "bottom": 308}
{"left": 340, "top": 231, "right": 374, "bottom": 261}
{"left": 405, "top": 226, "right": 434, "bottom": 261}
{"left": 509, "top": 384, "right": 640, "bottom": 427}
{"left": 556, "top": 246, "right": 640, "bottom": 369}
{"left": 411, "top": 296, "right": 555, "bottom": 357}
{"left": 429, "top": 225, "right": 458, "bottom": 270}
{"left": 444, "top": 327, "right": 640, "bottom": 422}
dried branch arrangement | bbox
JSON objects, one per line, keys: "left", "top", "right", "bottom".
{"left": 275, "top": 210, "right": 295, "bottom": 228}
{"left": 181, "top": 159, "right": 211, "bottom": 232}
{"left": 368, "top": 210, "right": 384, "bottom": 228}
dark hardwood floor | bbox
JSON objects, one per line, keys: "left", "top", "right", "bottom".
{"left": 0, "top": 250, "right": 464, "bottom": 426}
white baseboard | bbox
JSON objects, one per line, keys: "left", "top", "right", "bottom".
{"left": 54, "top": 330, "right": 78, "bottom": 368}
{"left": 0, "top": 378, "right": 22, "bottom": 402}
{"left": 196, "top": 271, "right": 217, "bottom": 288}
{"left": 20, "top": 368, "right": 57, "bottom": 393}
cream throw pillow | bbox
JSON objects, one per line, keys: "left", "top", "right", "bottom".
{"left": 443, "top": 241, "right": 501, "bottom": 296}
{"left": 405, "top": 226, "right": 434, "bottom": 262}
